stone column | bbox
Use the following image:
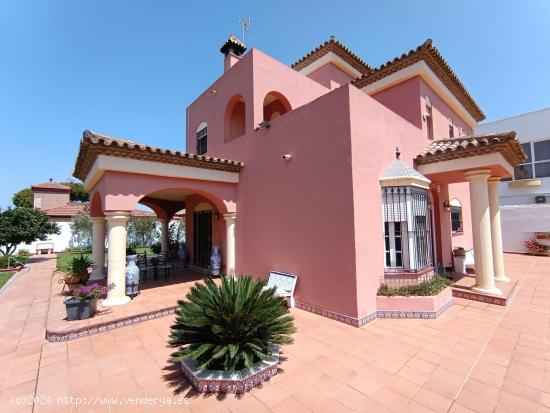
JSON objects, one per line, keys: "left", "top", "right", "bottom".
{"left": 223, "top": 213, "right": 236, "bottom": 277}
{"left": 90, "top": 216, "right": 106, "bottom": 281}
{"left": 464, "top": 170, "right": 502, "bottom": 295}
{"left": 160, "top": 218, "right": 169, "bottom": 252}
{"left": 103, "top": 211, "right": 131, "bottom": 307}
{"left": 488, "top": 177, "right": 510, "bottom": 282}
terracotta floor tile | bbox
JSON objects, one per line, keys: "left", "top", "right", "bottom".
{"left": 271, "top": 396, "right": 310, "bottom": 413}
{"left": 311, "top": 373, "right": 345, "bottom": 395}
{"left": 413, "top": 388, "right": 452, "bottom": 412}
{"left": 334, "top": 384, "right": 368, "bottom": 410}
{"left": 371, "top": 387, "right": 411, "bottom": 412}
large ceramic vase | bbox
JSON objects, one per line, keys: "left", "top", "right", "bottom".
{"left": 210, "top": 247, "right": 221, "bottom": 276}
{"left": 178, "top": 242, "right": 187, "bottom": 267}
{"left": 125, "top": 255, "right": 140, "bottom": 299}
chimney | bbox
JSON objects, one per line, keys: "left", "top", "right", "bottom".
{"left": 220, "top": 35, "right": 247, "bottom": 72}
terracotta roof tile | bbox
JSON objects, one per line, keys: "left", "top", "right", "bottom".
{"left": 415, "top": 131, "right": 527, "bottom": 167}
{"left": 220, "top": 35, "right": 247, "bottom": 56}
{"left": 353, "top": 39, "right": 485, "bottom": 122}
{"left": 73, "top": 130, "right": 244, "bottom": 181}
{"left": 43, "top": 203, "right": 88, "bottom": 218}
{"left": 291, "top": 36, "right": 372, "bottom": 77}
{"left": 32, "top": 182, "right": 71, "bottom": 191}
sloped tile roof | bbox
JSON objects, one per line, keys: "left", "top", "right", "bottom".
{"left": 292, "top": 36, "right": 373, "bottom": 76}
{"left": 32, "top": 182, "right": 71, "bottom": 191}
{"left": 415, "top": 131, "right": 527, "bottom": 166}
{"left": 73, "top": 130, "right": 244, "bottom": 181}
{"left": 43, "top": 203, "right": 88, "bottom": 218}
{"left": 353, "top": 39, "right": 485, "bottom": 122}
{"left": 381, "top": 159, "right": 430, "bottom": 181}
{"left": 220, "top": 35, "right": 247, "bottom": 56}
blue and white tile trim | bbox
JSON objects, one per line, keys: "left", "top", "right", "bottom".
{"left": 296, "top": 297, "right": 453, "bottom": 327}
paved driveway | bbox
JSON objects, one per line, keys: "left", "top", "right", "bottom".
{"left": 0, "top": 254, "right": 549, "bottom": 412}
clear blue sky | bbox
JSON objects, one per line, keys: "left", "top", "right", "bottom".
{"left": 1, "top": 0, "right": 549, "bottom": 208}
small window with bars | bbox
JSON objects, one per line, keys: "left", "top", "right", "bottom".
{"left": 196, "top": 126, "right": 207, "bottom": 155}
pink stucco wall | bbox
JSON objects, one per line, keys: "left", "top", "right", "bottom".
{"left": 186, "top": 49, "right": 329, "bottom": 155}
{"left": 418, "top": 78, "right": 473, "bottom": 139}
{"left": 347, "top": 85, "right": 437, "bottom": 318}
{"left": 370, "top": 76, "right": 473, "bottom": 140}
{"left": 370, "top": 77, "right": 423, "bottom": 129}
{"left": 307, "top": 62, "right": 355, "bottom": 90}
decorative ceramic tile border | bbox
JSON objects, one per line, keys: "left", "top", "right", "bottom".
{"left": 377, "top": 298, "right": 454, "bottom": 319}
{"left": 452, "top": 289, "right": 509, "bottom": 306}
{"left": 297, "top": 297, "right": 453, "bottom": 326}
{"left": 180, "top": 344, "right": 280, "bottom": 393}
{"left": 296, "top": 301, "right": 377, "bottom": 327}
{"left": 46, "top": 306, "right": 178, "bottom": 342}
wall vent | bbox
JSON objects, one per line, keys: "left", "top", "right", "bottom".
{"left": 534, "top": 195, "right": 548, "bottom": 204}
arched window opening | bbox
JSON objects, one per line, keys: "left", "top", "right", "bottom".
{"left": 263, "top": 92, "right": 292, "bottom": 122}
{"left": 225, "top": 95, "right": 246, "bottom": 142}
{"left": 196, "top": 122, "right": 208, "bottom": 155}
{"left": 450, "top": 198, "right": 463, "bottom": 233}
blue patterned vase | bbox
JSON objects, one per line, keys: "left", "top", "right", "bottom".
{"left": 210, "top": 247, "right": 221, "bottom": 276}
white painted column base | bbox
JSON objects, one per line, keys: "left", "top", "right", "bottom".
{"left": 223, "top": 213, "right": 236, "bottom": 278}
{"left": 90, "top": 216, "right": 106, "bottom": 281}
{"left": 102, "top": 211, "right": 131, "bottom": 307}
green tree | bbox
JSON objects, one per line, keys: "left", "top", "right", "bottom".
{"left": 169, "top": 276, "right": 295, "bottom": 371}
{"left": 12, "top": 188, "right": 34, "bottom": 208}
{"left": 0, "top": 207, "right": 60, "bottom": 256}
{"left": 62, "top": 181, "right": 90, "bottom": 202}
{"left": 127, "top": 216, "right": 159, "bottom": 247}
{"left": 69, "top": 211, "right": 92, "bottom": 249}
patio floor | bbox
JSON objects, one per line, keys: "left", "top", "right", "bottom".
{"left": 46, "top": 265, "right": 213, "bottom": 341}
{"left": 0, "top": 253, "right": 549, "bottom": 412}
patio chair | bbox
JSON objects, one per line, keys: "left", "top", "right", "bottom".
{"left": 136, "top": 252, "right": 154, "bottom": 283}
{"left": 263, "top": 271, "right": 298, "bottom": 308}
{"left": 157, "top": 251, "right": 173, "bottom": 280}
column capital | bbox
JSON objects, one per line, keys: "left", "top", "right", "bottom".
{"left": 104, "top": 211, "right": 131, "bottom": 222}
{"left": 464, "top": 169, "right": 492, "bottom": 181}
{"left": 488, "top": 177, "right": 502, "bottom": 184}
{"left": 90, "top": 216, "right": 106, "bottom": 223}
{"left": 222, "top": 212, "right": 237, "bottom": 222}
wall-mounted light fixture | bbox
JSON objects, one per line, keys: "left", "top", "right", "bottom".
{"left": 442, "top": 200, "right": 451, "bottom": 212}
{"left": 212, "top": 211, "right": 220, "bottom": 220}
{"left": 282, "top": 154, "right": 292, "bottom": 161}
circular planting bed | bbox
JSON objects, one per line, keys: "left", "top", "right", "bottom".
{"left": 180, "top": 343, "right": 280, "bottom": 393}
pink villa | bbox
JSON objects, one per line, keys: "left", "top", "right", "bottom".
{"left": 73, "top": 36, "right": 526, "bottom": 326}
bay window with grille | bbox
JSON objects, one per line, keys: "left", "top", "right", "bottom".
{"left": 382, "top": 186, "right": 433, "bottom": 271}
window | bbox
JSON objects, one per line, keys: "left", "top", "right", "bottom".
{"left": 382, "top": 186, "right": 432, "bottom": 271}
{"left": 196, "top": 123, "right": 207, "bottom": 155}
{"left": 512, "top": 140, "right": 550, "bottom": 180}
{"left": 425, "top": 97, "right": 434, "bottom": 140}
{"left": 448, "top": 119, "right": 454, "bottom": 138}
{"left": 450, "top": 199, "right": 462, "bottom": 233}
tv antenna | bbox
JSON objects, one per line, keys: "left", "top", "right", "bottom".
{"left": 239, "top": 17, "right": 250, "bottom": 43}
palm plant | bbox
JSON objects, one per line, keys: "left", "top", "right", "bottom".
{"left": 169, "top": 276, "right": 296, "bottom": 371}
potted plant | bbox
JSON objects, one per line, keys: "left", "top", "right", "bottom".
{"left": 60, "top": 254, "right": 94, "bottom": 290}
{"left": 64, "top": 283, "right": 114, "bottom": 320}
{"left": 453, "top": 247, "right": 467, "bottom": 273}
{"left": 524, "top": 239, "right": 549, "bottom": 256}
{"left": 169, "top": 276, "right": 295, "bottom": 392}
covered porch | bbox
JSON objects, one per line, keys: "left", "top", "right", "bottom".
{"left": 415, "top": 131, "right": 527, "bottom": 298}
{"left": 73, "top": 130, "right": 243, "bottom": 307}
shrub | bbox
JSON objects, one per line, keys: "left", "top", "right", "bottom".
{"left": 151, "top": 242, "right": 161, "bottom": 254}
{"left": 0, "top": 255, "right": 29, "bottom": 269}
{"left": 65, "top": 283, "right": 114, "bottom": 300}
{"left": 59, "top": 254, "right": 93, "bottom": 276}
{"left": 169, "top": 276, "right": 296, "bottom": 371}
{"left": 378, "top": 275, "right": 452, "bottom": 297}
